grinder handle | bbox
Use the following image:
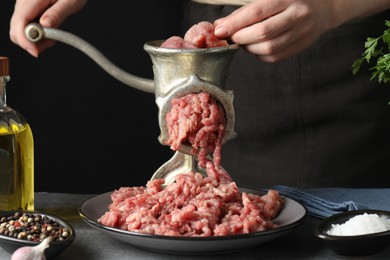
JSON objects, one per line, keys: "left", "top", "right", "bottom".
{"left": 24, "top": 23, "right": 155, "bottom": 94}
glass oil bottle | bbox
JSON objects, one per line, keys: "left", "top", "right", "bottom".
{"left": 0, "top": 56, "right": 34, "bottom": 211}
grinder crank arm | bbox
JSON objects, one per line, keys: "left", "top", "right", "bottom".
{"left": 24, "top": 23, "right": 155, "bottom": 93}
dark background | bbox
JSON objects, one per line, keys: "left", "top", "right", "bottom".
{"left": 1, "top": 1, "right": 184, "bottom": 193}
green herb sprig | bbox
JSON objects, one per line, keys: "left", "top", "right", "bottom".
{"left": 352, "top": 20, "right": 390, "bottom": 84}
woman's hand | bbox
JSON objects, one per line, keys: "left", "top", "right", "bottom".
{"left": 9, "top": 0, "right": 87, "bottom": 57}
{"left": 214, "top": 0, "right": 390, "bottom": 62}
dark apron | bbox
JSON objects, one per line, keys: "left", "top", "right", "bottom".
{"left": 182, "top": 2, "right": 390, "bottom": 188}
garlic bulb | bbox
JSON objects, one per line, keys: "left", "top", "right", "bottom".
{"left": 11, "top": 237, "right": 52, "bottom": 260}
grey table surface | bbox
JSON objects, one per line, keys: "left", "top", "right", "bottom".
{"left": 0, "top": 192, "right": 389, "bottom": 260}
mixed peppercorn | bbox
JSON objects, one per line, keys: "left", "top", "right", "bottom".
{"left": 0, "top": 211, "right": 70, "bottom": 242}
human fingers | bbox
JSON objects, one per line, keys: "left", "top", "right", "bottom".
{"left": 234, "top": 2, "right": 318, "bottom": 59}
{"left": 9, "top": 0, "right": 87, "bottom": 57}
{"left": 224, "top": 0, "right": 332, "bottom": 62}
{"left": 214, "top": 0, "right": 288, "bottom": 39}
{"left": 245, "top": 26, "right": 319, "bottom": 63}
{"left": 227, "top": 6, "right": 295, "bottom": 45}
{"left": 39, "top": 0, "right": 88, "bottom": 28}
{"left": 10, "top": 0, "right": 51, "bottom": 56}
{"left": 37, "top": 0, "right": 87, "bottom": 55}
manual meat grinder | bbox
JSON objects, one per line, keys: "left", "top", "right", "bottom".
{"left": 24, "top": 23, "right": 239, "bottom": 185}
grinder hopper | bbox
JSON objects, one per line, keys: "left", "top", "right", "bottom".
{"left": 24, "top": 23, "right": 239, "bottom": 184}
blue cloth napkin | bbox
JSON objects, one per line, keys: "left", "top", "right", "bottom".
{"left": 272, "top": 185, "right": 390, "bottom": 219}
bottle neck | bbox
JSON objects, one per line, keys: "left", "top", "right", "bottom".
{"left": 0, "top": 76, "right": 9, "bottom": 109}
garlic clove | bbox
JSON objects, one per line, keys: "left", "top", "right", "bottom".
{"left": 11, "top": 236, "right": 52, "bottom": 260}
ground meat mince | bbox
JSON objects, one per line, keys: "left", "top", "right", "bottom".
{"left": 98, "top": 174, "right": 283, "bottom": 236}
{"left": 165, "top": 92, "right": 225, "bottom": 168}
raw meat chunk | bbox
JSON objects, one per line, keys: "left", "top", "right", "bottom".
{"left": 161, "top": 21, "right": 228, "bottom": 49}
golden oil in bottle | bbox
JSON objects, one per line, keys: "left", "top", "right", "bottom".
{"left": 0, "top": 57, "right": 34, "bottom": 211}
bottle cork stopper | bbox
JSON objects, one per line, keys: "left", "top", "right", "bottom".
{"left": 0, "top": 57, "right": 10, "bottom": 76}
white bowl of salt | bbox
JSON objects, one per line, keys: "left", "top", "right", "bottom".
{"left": 315, "top": 209, "right": 390, "bottom": 256}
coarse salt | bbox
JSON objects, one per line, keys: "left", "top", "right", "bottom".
{"left": 327, "top": 213, "right": 390, "bottom": 236}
